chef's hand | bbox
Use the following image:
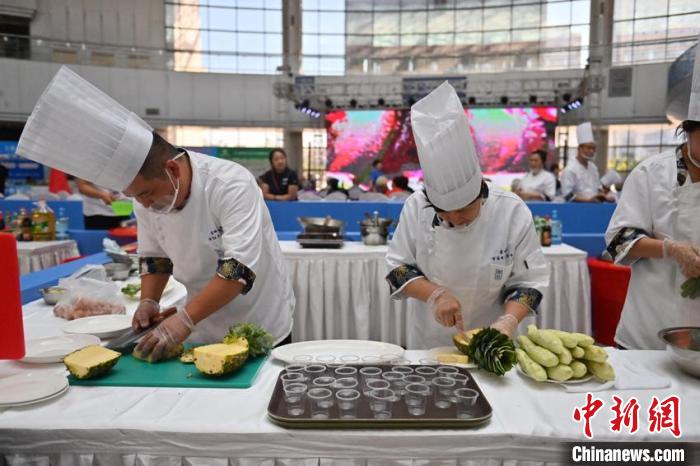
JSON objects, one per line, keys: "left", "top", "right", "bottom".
{"left": 134, "top": 309, "right": 194, "bottom": 361}
{"left": 427, "top": 287, "right": 464, "bottom": 330}
{"left": 490, "top": 314, "right": 519, "bottom": 339}
{"left": 132, "top": 298, "right": 161, "bottom": 331}
{"left": 664, "top": 239, "right": 700, "bottom": 278}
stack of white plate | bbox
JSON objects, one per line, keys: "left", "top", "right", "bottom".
{"left": 61, "top": 314, "right": 132, "bottom": 339}
{"left": 0, "top": 373, "right": 69, "bottom": 408}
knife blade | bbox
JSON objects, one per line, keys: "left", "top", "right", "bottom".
{"left": 106, "top": 307, "right": 177, "bottom": 352}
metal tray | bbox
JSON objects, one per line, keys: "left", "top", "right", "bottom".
{"left": 267, "top": 365, "right": 492, "bottom": 429}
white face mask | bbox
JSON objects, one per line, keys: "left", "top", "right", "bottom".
{"left": 438, "top": 199, "right": 485, "bottom": 233}
{"left": 147, "top": 153, "right": 184, "bottom": 215}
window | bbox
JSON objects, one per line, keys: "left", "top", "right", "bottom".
{"left": 612, "top": 0, "right": 700, "bottom": 65}
{"left": 303, "top": 0, "right": 590, "bottom": 76}
{"left": 165, "top": 1, "right": 283, "bottom": 74}
{"left": 0, "top": 14, "right": 30, "bottom": 59}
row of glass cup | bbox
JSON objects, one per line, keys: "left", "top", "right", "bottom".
{"left": 280, "top": 363, "right": 480, "bottom": 420}
{"left": 290, "top": 354, "right": 426, "bottom": 365}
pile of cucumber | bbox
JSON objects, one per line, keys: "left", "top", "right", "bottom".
{"left": 516, "top": 325, "right": 615, "bottom": 383}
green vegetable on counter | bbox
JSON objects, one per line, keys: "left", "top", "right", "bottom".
{"left": 527, "top": 325, "right": 564, "bottom": 355}
{"left": 681, "top": 277, "right": 700, "bottom": 299}
{"left": 516, "top": 348, "right": 547, "bottom": 382}
{"left": 121, "top": 283, "right": 141, "bottom": 298}
{"left": 223, "top": 322, "right": 274, "bottom": 357}
{"left": 546, "top": 364, "right": 574, "bottom": 382}
{"left": 517, "top": 335, "right": 559, "bottom": 368}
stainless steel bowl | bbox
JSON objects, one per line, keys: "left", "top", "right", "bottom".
{"left": 104, "top": 262, "right": 131, "bottom": 280}
{"left": 41, "top": 286, "right": 66, "bottom": 305}
{"left": 298, "top": 216, "right": 345, "bottom": 233}
{"left": 658, "top": 327, "right": 700, "bottom": 378}
{"left": 359, "top": 217, "right": 393, "bottom": 228}
{"left": 361, "top": 225, "right": 388, "bottom": 246}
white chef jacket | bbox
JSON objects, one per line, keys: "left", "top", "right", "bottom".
{"left": 385, "top": 185, "right": 550, "bottom": 349}
{"left": 519, "top": 170, "right": 557, "bottom": 201}
{"left": 560, "top": 158, "right": 601, "bottom": 200}
{"left": 605, "top": 149, "right": 700, "bottom": 350}
{"left": 135, "top": 151, "right": 295, "bottom": 344}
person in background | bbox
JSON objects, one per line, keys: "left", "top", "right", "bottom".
{"left": 348, "top": 181, "right": 366, "bottom": 200}
{"left": 260, "top": 148, "right": 299, "bottom": 201}
{"left": 514, "top": 150, "right": 557, "bottom": 201}
{"left": 74, "top": 178, "right": 130, "bottom": 229}
{"left": 373, "top": 175, "right": 389, "bottom": 195}
{"left": 560, "top": 122, "right": 608, "bottom": 202}
{"left": 324, "top": 177, "right": 348, "bottom": 197}
{"left": 0, "top": 162, "right": 7, "bottom": 195}
{"left": 370, "top": 159, "right": 384, "bottom": 185}
{"left": 388, "top": 175, "right": 414, "bottom": 197}
{"left": 548, "top": 163, "right": 562, "bottom": 196}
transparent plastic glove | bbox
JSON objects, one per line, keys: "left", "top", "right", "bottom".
{"left": 132, "top": 298, "right": 161, "bottom": 331}
{"left": 427, "top": 287, "right": 464, "bottom": 330}
{"left": 134, "top": 309, "right": 194, "bottom": 362}
{"left": 490, "top": 314, "right": 519, "bottom": 339}
{"left": 664, "top": 239, "right": 700, "bottom": 278}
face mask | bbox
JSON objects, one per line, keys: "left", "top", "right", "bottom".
{"left": 439, "top": 199, "right": 484, "bottom": 232}
{"left": 147, "top": 153, "right": 184, "bottom": 215}
{"left": 583, "top": 153, "right": 596, "bottom": 161}
{"left": 686, "top": 141, "right": 700, "bottom": 169}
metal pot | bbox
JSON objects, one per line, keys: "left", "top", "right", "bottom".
{"left": 361, "top": 225, "right": 388, "bottom": 246}
{"left": 41, "top": 286, "right": 67, "bottom": 305}
{"left": 658, "top": 327, "right": 700, "bottom": 378}
{"left": 298, "top": 216, "right": 345, "bottom": 233}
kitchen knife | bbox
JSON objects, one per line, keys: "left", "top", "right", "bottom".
{"left": 106, "top": 307, "right": 177, "bottom": 352}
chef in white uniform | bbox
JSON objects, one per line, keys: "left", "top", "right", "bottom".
{"left": 514, "top": 150, "right": 557, "bottom": 201}
{"left": 16, "top": 67, "right": 294, "bottom": 360}
{"left": 385, "top": 82, "right": 550, "bottom": 349}
{"left": 605, "top": 41, "right": 700, "bottom": 350}
{"left": 560, "top": 122, "right": 608, "bottom": 202}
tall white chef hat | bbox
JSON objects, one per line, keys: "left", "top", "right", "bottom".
{"left": 688, "top": 34, "right": 700, "bottom": 122}
{"left": 16, "top": 66, "right": 153, "bottom": 192}
{"left": 576, "top": 122, "right": 595, "bottom": 146}
{"left": 411, "top": 81, "right": 481, "bottom": 211}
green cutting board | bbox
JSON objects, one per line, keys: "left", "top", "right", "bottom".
{"left": 68, "top": 345, "right": 267, "bottom": 389}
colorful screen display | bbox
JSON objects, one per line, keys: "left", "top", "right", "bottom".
{"left": 325, "top": 107, "right": 558, "bottom": 181}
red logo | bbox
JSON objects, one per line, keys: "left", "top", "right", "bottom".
{"left": 648, "top": 395, "right": 681, "bottom": 438}
{"left": 610, "top": 395, "right": 640, "bottom": 434}
{"left": 573, "top": 393, "right": 605, "bottom": 439}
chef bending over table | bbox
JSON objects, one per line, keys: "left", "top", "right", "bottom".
{"left": 16, "top": 66, "right": 295, "bottom": 361}
{"left": 385, "top": 82, "right": 550, "bottom": 349}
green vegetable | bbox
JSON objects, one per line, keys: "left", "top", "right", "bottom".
{"left": 681, "top": 277, "right": 700, "bottom": 299}
{"left": 223, "top": 322, "right": 274, "bottom": 357}
{"left": 571, "top": 346, "right": 585, "bottom": 359}
{"left": 570, "top": 360, "right": 588, "bottom": 379}
{"left": 516, "top": 348, "right": 547, "bottom": 382}
{"left": 546, "top": 364, "right": 574, "bottom": 382}
{"left": 517, "top": 335, "right": 559, "bottom": 368}
{"left": 527, "top": 325, "right": 564, "bottom": 355}
{"left": 583, "top": 345, "right": 609, "bottom": 363}
{"left": 571, "top": 333, "right": 595, "bottom": 347}
{"left": 585, "top": 360, "right": 615, "bottom": 382}
{"left": 121, "top": 283, "right": 141, "bottom": 298}
{"left": 466, "top": 327, "right": 516, "bottom": 376}
{"left": 558, "top": 346, "right": 573, "bottom": 365}
{"left": 548, "top": 329, "right": 579, "bottom": 349}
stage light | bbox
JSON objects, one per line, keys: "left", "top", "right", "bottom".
{"left": 500, "top": 96, "right": 508, "bottom": 105}
{"left": 350, "top": 99, "right": 358, "bottom": 108}
{"left": 560, "top": 96, "right": 584, "bottom": 114}
{"left": 325, "top": 98, "right": 333, "bottom": 108}
{"left": 378, "top": 98, "right": 385, "bottom": 106}
{"left": 529, "top": 95, "right": 537, "bottom": 104}
{"left": 468, "top": 97, "right": 476, "bottom": 105}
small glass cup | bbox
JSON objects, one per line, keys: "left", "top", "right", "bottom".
{"left": 368, "top": 388, "right": 396, "bottom": 419}
{"left": 307, "top": 387, "right": 333, "bottom": 418}
{"left": 281, "top": 372, "right": 304, "bottom": 387}
{"left": 340, "top": 355, "right": 360, "bottom": 364}
{"left": 312, "top": 376, "right": 336, "bottom": 389}
{"left": 361, "top": 355, "right": 382, "bottom": 364}
{"left": 390, "top": 358, "right": 412, "bottom": 366}
{"left": 454, "top": 388, "right": 480, "bottom": 419}
{"left": 415, "top": 366, "right": 438, "bottom": 381}
{"left": 404, "top": 382, "right": 430, "bottom": 416}
{"left": 359, "top": 366, "right": 382, "bottom": 392}
{"left": 303, "top": 364, "right": 327, "bottom": 382}
{"left": 392, "top": 365, "right": 414, "bottom": 376}
{"left": 432, "top": 376, "right": 456, "bottom": 409}
{"left": 365, "top": 378, "right": 390, "bottom": 396}
{"left": 335, "top": 388, "right": 361, "bottom": 419}
{"left": 447, "top": 372, "right": 469, "bottom": 387}
{"left": 381, "top": 371, "right": 405, "bottom": 399}
{"left": 419, "top": 358, "right": 439, "bottom": 366}
{"left": 292, "top": 355, "right": 313, "bottom": 364}
{"left": 437, "top": 365, "right": 460, "bottom": 377}
{"left": 403, "top": 374, "right": 426, "bottom": 386}
{"left": 334, "top": 366, "right": 358, "bottom": 379}
{"left": 283, "top": 382, "right": 307, "bottom": 416}
{"left": 315, "top": 355, "right": 336, "bottom": 365}
{"left": 333, "top": 377, "right": 359, "bottom": 390}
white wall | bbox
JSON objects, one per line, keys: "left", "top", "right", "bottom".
{"left": 0, "top": 58, "right": 310, "bottom": 128}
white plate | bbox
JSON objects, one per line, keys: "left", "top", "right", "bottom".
{"left": 0, "top": 385, "right": 69, "bottom": 408}
{"left": 123, "top": 278, "right": 174, "bottom": 301}
{"left": 426, "top": 346, "right": 478, "bottom": 369}
{"left": 271, "top": 339, "right": 405, "bottom": 365}
{"left": 0, "top": 373, "right": 69, "bottom": 406}
{"left": 22, "top": 334, "right": 101, "bottom": 364}
{"left": 516, "top": 365, "right": 593, "bottom": 385}
{"left": 61, "top": 314, "right": 132, "bottom": 339}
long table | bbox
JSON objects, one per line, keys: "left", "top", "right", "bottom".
{"left": 281, "top": 241, "right": 592, "bottom": 348}
{"left": 0, "top": 297, "right": 696, "bottom": 465}
{"left": 16, "top": 239, "right": 80, "bottom": 275}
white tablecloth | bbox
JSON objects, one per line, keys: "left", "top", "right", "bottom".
{"left": 282, "top": 242, "right": 591, "bottom": 347}
{"left": 0, "top": 302, "right": 697, "bottom": 465}
{"left": 16, "top": 240, "right": 80, "bottom": 275}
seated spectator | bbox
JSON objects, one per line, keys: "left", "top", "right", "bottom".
{"left": 260, "top": 148, "right": 299, "bottom": 201}
{"left": 513, "top": 150, "right": 557, "bottom": 201}
{"left": 370, "top": 159, "right": 384, "bottom": 186}
{"left": 373, "top": 175, "right": 389, "bottom": 194}
{"left": 323, "top": 177, "right": 349, "bottom": 197}
{"left": 387, "top": 175, "right": 414, "bottom": 197}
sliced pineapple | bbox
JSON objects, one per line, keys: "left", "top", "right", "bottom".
{"left": 194, "top": 337, "right": 249, "bottom": 376}
{"left": 64, "top": 345, "right": 120, "bottom": 379}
